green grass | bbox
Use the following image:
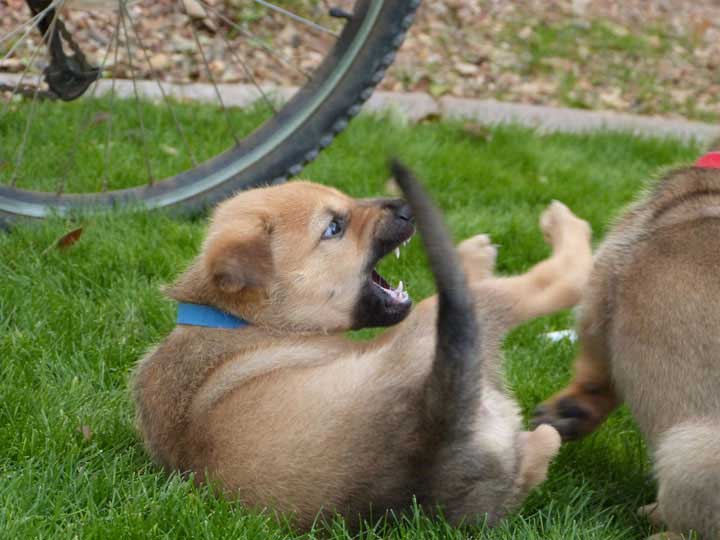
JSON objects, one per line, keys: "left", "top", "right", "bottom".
{"left": 0, "top": 108, "right": 703, "bottom": 539}
{"left": 0, "top": 97, "right": 274, "bottom": 192}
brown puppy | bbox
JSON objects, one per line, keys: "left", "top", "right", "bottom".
{"left": 133, "top": 164, "right": 593, "bottom": 529}
{"left": 534, "top": 153, "right": 720, "bottom": 539}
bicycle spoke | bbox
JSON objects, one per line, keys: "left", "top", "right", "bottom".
{"left": 9, "top": 83, "right": 43, "bottom": 188}
{"left": 194, "top": 0, "right": 311, "bottom": 81}
{"left": 1, "top": 1, "right": 63, "bottom": 121}
{"left": 0, "top": 14, "right": 42, "bottom": 48}
{"left": 124, "top": 5, "right": 197, "bottom": 169}
{"left": 185, "top": 4, "right": 239, "bottom": 146}
{"left": 9, "top": 5, "right": 63, "bottom": 188}
{"left": 227, "top": 42, "right": 277, "bottom": 116}
{"left": 56, "top": 7, "right": 121, "bottom": 195}
{"left": 0, "top": 0, "right": 392, "bottom": 214}
{"left": 251, "top": 0, "right": 337, "bottom": 37}
{"left": 202, "top": 13, "right": 277, "bottom": 115}
{"left": 0, "top": 0, "right": 60, "bottom": 59}
{"left": 103, "top": 8, "right": 122, "bottom": 192}
{"left": 119, "top": 0, "right": 154, "bottom": 186}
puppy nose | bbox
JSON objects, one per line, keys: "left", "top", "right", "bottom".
{"left": 383, "top": 199, "right": 413, "bottom": 222}
{"left": 396, "top": 202, "right": 412, "bottom": 222}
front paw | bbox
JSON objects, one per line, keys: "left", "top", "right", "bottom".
{"left": 539, "top": 200, "right": 591, "bottom": 250}
{"left": 458, "top": 234, "right": 497, "bottom": 282}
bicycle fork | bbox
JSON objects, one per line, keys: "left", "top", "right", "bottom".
{"left": 25, "top": 0, "right": 101, "bottom": 101}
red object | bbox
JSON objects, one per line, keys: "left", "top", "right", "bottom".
{"left": 695, "top": 151, "right": 720, "bottom": 169}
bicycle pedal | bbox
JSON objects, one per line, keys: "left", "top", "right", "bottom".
{"left": 44, "top": 57, "right": 101, "bottom": 102}
{"left": 328, "top": 6, "right": 353, "bottom": 19}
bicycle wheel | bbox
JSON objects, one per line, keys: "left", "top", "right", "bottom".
{"left": 0, "top": 0, "right": 419, "bottom": 225}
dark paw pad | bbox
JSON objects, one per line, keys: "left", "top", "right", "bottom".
{"left": 531, "top": 397, "right": 593, "bottom": 441}
{"left": 556, "top": 397, "right": 591, "bottom": 419}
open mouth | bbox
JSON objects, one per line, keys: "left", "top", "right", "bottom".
{"left": 368, "top": 237, "right": 412, "bottom": 307}
{"left": 352, "top": 211, "right": 415, "bottom": 329}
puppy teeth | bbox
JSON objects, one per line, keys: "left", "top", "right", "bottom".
{"left": 398, "top": 280, "right": 404, "bottom": 292}
{"left": 395, "top": 247, "right": 400, "bottom": 259}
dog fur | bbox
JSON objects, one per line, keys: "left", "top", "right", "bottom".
{"left": 534, "top": 155, "right": 720, "bottom": 539}
{"left": 133, "top": 164, "right": 592, "bottom": 529}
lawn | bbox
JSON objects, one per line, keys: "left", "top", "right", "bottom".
{"left": 0, "top": 107, "right": 703, "bottom": 539}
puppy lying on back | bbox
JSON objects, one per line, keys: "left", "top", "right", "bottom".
{"left": 133, "top": 163, "right": 593, "bottom": 529}
{"left": 534, "top": 150, "right": 720, "bottom": 539}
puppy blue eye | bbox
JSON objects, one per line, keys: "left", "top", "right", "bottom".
{"left": 322, "top": 218, "right": 344, "bottom": 239}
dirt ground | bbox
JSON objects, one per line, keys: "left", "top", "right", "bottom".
{"left": 2, "top": 0, "right": 720, "bottom": 120}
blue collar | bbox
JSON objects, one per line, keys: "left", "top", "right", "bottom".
{"left": 176, "top": 303, "right": 249, "bottom": 329}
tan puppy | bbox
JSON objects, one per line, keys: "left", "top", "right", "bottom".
{"left": 133, "top": 163, "right": 593, "bottom": 530}
{"left": 534, "top": 153, "right": 720, "bottom": 539}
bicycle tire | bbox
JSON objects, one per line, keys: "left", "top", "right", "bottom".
{"left": 0, "top": 0, "right": 420, "bottom": 225}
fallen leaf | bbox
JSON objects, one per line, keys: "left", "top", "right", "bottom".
{"left": 77, "top": 425, "right": 93, "bottom": 442}
{"left": 201, "top": 17, "right": 217, "bottom": 33}
{"left": 455, "top": 62, "right": 480, "bottom": 76}
{"left": 693, "top": 17, "right": 712, "bottom": 39}
{"left": 599, "top": 88, "right": 629, "bottom": 109}
{"left": 149, "top": 53, "right": 171, "bottom": 71}
{"left": 542, "top": 57, "right": 575, "bottom": 71}
{"left": 429, "top": 83, "right": 450, "bottom": 98}
{"left": 670, "top": 89, "right": 692, "bottom": 103}
{"left": 647, "top": 35, "right": 662, "bottom": 48}
{"left": 43, "top": 226, "right": 84, "bottom": 255}
{"left": 57, "top": 227, "right": 84, "bottom": 249}
{"left": 607, "top": 22, "right": 629, "bottom": 37}
{"left": 160, "top": 144, "right": 179, "bottom": 157}
{"left": 90, "top": 112, "right": 111, "bottom": 126}
{"left": 518, "top": 26, "right": 533, "bottom": 40}
{"left": 415, "top": 112, "right": 443, "bottom": 124}
{"left": 182, "top": 0, "right": 206, "bottom": 18}
{"left": 571, "top": 0, "right": 590, "bottom": 17}
{"left": 462, "top": 121, "right": 492, "bottom": 141}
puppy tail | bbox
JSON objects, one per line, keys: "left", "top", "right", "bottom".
{"left": 390, "top": 159, "right": 481, "bottom": 441}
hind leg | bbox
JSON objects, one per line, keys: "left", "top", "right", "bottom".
{"left": 651, "top": 421, "right": 720, "bottom": 540}
{"left": 639, "top": 502, "right": 689, "bottom": 540}
{"left": 437, "top": 424, "right": 562, "bottom": 528}
{"left": 639, "top": 503, "right": 666, "bottom": 529}
{"left": 639, "top": 504, "right": 690, "bottom": 539}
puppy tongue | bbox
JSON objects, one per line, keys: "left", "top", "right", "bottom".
{"left": 372, "top": 269, "right": 409, "bottom": 303}
{"left": 371, "top": 269, "right": 390, "bottom": 289}
{"left": 387, "top": 281, "right": 409, "bottom": 303}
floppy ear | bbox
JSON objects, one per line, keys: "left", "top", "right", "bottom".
{"left": 205, "top": 222, "right": 273, "bottom": 294}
